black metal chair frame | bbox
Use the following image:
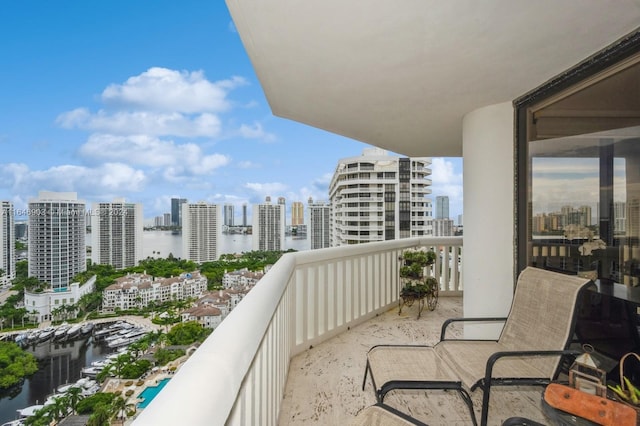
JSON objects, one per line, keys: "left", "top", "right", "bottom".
{"left": 363, "top": 316, "right": 583, "bottom": 426}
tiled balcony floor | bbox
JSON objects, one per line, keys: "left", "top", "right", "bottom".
{"left": 279, "top": 297, "right": 549, "bottom": 426}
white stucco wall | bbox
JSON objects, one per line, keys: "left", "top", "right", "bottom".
{"left": 462, "top": 101, "right": 515, "bottom": 338}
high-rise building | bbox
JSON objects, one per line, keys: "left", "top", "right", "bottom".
{"left": 0, "top": 201, "right": 15, "bottom": 286}
{"left": 291, "top": 201, "right": 304, "bottom": 226}
{"left": 329, "top": 148, "right": 432, "bottom": 246}
{"left": 308, "top": 197, "right": 330, "bottom": 250}
{"left": 435, "top": 196, "right": 449, "bottom": 219}
{"left": 242, "top": 203, "right": 248, "bottom": 227}
{"left": 252, "top": 197, "right": 285, "bottom": 251}
{"left": 163, "top": 213, "right": 171, "bottom": 227}
{"left": 433, "top": 218, "right": 454, "bottom": 236}
{"left": 91, "top": 199, "right": 143, "bottom": 269}
{"left": 28, "top": 191, "right": 86, "bottom": 290}
{"left": 171, "top": 198, "right": 187, "bottom": 226}
{"left": 277, "top": 197, "right": 286, "bottom": 228}
{"left": 182, "top": 202, "right": 221, "bottom": 262}
{"left": 15, "top": 221, "right": 27, "bottom": 240}
{"left": 224, "top": 204, "right": 235, "bottom": 227}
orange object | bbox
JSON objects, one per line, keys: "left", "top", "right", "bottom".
{"left": 544, "top": 383, "right": 637, "bottom": 426}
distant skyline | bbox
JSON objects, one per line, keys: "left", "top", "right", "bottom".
{"left": 0, "top": 2, "right": 462, "bottom": 222}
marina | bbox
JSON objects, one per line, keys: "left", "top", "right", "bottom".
{"left": 0, "top": 318, "right": 158, "bottom": 424}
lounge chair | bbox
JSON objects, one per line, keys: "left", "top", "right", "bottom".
{"left": 362, "top": 267, "right": 592, "bottom": 426}
{"left": 350, "top": 403, "right": 429, "bottom": 426}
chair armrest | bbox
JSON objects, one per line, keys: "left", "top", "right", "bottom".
{"left": 484, "top": 349, "right": 582, "bottom": 382}
{"left": 440, "top": 317, "right": 508, "bottom": 341}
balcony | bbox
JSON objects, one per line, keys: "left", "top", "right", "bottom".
{"left": 133, "top": 237, "right": 544, "bottom": 425}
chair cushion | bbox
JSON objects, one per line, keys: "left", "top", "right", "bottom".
{"left": 435, "top": 340, "right": 550, "bottom": 389}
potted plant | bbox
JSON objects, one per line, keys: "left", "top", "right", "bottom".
{"left": 399, "top": 249, "right": 435, "bottom": 278}
{"left": 399, "top": 249, "right": 439, "bottom": 317}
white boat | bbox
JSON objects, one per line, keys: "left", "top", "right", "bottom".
{"left": 56, "top": 383, "right": 75, "bottom": 393}
{"left": 53, "top": 323, "right": 71, "bottom": 340}
{"left": 80, "top": 366, "right": 103, "bottom": 378}
{"left": 16, "top": 405, "right": 43, "bottom": 418}
{"left": 37, "top": 327, "right": 55, "bottom": 342}
{"left": 124, "top": 328, "right": 148, "bottom": 339}
{"left": 14, "top": 333, "right": 28, "bottom": 345}
{"left": 1, "top": 420, "right": 24, "bottom": 426}
{"left": 94, "top": 321, "right": 129, "bottom": 340}
{"left": 65, "top": 324, "right": 82, "bottom": 339}
{"left": 80, "top": 322, "right": 94, "bottom": 335}
{"left": 107, "top": 337, "right": 130, "bottom": 348}
{"left": 90, "top": 359, "right": 111, "bottom": 368}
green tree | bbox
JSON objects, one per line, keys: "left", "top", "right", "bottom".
{"left": 67, "top": 385, "right": 84, "bottom": 414}
{"left": 166, "top": 321, "right": 210, "bottom": 345}
{"left": 111, "top": 395, "right": 128, "bottom": 424}
{"left": 87, "top": 403, "right": 111, "bottom": 426}
{"left": 0, "top": 341, "right": 38, "bottom": 389}
{"left": 76, "top": 393, "right": 116, "bottom": 414}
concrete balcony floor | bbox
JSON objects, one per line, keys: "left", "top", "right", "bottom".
{"left": 280, "top": 297, "right": 548, "bottom": 426}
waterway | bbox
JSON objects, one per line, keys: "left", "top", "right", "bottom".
{"left": 86, "top": 230, "right": 310, "bottom": 259}
{"left": 0, "top": 336, "right": 114, "bottom": 424}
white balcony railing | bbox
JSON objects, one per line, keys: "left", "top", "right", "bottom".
{"left": 133, "top": 236, "right": 463, "bottom": 426}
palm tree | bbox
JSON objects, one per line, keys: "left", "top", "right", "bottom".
{"left": 111, "top": 395, "right": 128, "bottom": 425}
{"left": 49, "top": 394, "right": 70, "bottom": 421}
{"left": 112, "top": 353, "right": 133, "bottom": 378}
{"left": 87, "top": 403, "right": 111, "bottom": 426}
{"left": 66, "top": 386, "right": 84, "bottom": 414}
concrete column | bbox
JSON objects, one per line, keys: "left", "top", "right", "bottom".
{"left": 462, "top": 101, "right": 515, "bottom": 338}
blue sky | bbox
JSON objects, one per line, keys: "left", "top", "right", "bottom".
{"left": 0, "top": 1, "right": 463, "bottom": 223}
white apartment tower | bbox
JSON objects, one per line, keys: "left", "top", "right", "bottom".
{"left": 329, "top": 148, "right": 432, "bottom": 246}
{"left": 252, "top": 197, "right": 285, "bottom": 251}
{"left": 0, "top": 201, "right": 16, "bottom": 285}
{"left": 308, "top": 197, "right": 330, "bottom": 250}
{"left": 182, "top": 202, "right": 221, "bottom": 262}
{"left": 28, "top": 191, "right": 86, "bottom": 290}
{"left": 91, "top": 199, "right": 143, "bottom": 269}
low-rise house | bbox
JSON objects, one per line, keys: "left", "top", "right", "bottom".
{"left": 181, "top": 306, "right": 223, "bottom": 329}
{"left": 102, "top": 271, "right": 207, "bottom": 312}
{"left": 222, "top": 268, "right": 265, "bottom": 289}
{"left": 24, "top": 275, "right": 96, "bottom": 323}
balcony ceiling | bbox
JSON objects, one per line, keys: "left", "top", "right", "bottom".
{"left": 225, "top": 0, "right": 640, "bottom": 157}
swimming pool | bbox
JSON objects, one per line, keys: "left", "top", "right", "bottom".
{"left": 137, "top": 378, "right": 171, "bottom": 409}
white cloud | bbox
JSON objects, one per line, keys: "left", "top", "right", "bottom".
{"left": 430, "top": 158, "right": 463, "bottom": 199}
{"left": 57, "top": 109, "right": 221, "bottom": 138}
{"left": 79, "top": 134, "right": 230, "bottom": 177}
{"left": 237, "top": 160, "right": 259, "bottom": 169}
{"left": 245, "top": 182, "right": 288, "bottom": 202}
{"left": 101, "top": 67, "right": 246, "bottom": 113}
{"left": 0, "top": 162, "right": 146, "bottom": 197}
{"left": 238, "top": 122, "right": 276, "bottom": 142}
{"left": 429, "top": 158, "right": 463, "bottom": 220}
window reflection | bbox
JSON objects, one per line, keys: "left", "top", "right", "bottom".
{"left": 529, "top": 127, "right": 640, "bottom": 285}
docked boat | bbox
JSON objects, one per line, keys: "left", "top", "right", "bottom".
{"left": 13, "top": 332, "right": 28, "bottom": 346}
{"left": 53, "top": 323, "right": 71, "bottom": 340}
{"left": 1, "top": 420, "right": 24, "bottom": 426}
{"left": 80, "top": 366, "right": 103, "bottom": 378}
{"left": 16, "top": 405, "right": 43, "bottom": 419}
{"left": 37, "top": 327, "right": 55, "bottom": 343}
{"left": 93, "top": 321, "right": 130, "bottom": 340}
{"left": 80, "top": 322, "right": 94, "bottom": 335}
{"left": 65, "top": 324, "right": 82, "bottom": 339}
